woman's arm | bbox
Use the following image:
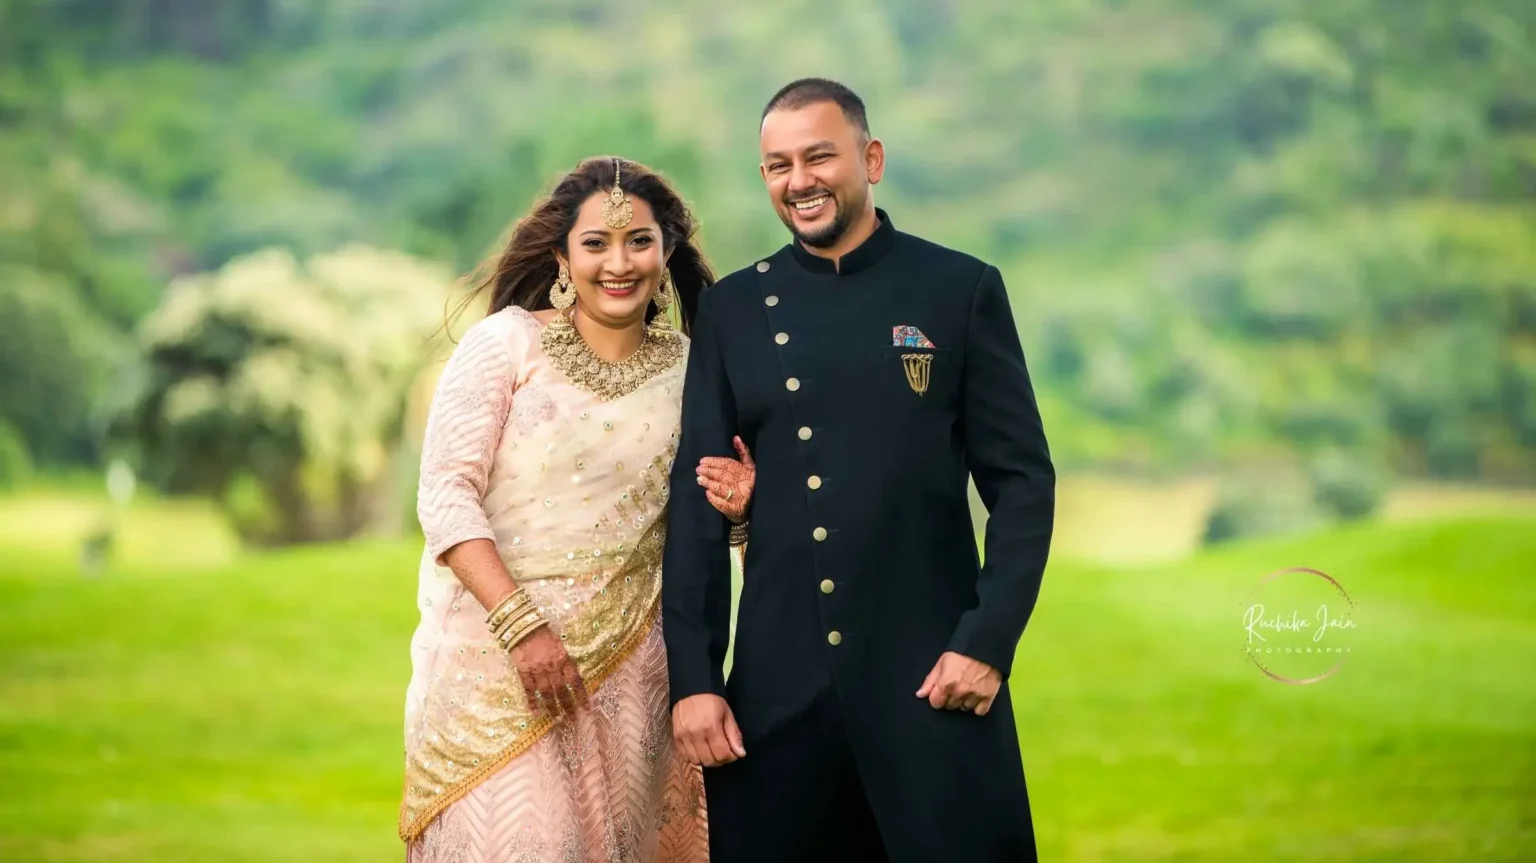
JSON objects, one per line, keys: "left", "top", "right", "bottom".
{"left": 417, "top": 318, "right": 521, "bottom": 609}
{"left": 416, "top": 317, "right": 581, "bottom": 716}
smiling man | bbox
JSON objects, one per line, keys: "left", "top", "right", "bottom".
{"left": 662, "top": 77, "right": 1057, "bottom": 862}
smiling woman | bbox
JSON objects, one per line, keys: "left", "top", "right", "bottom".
{"left": 481, "top": 157, "right": 715, "bottom": 340}
{"left": 399, "top": 157, "right": 756, "bottom": 862}
{"left": 555, "top": 169, "right": 670, "bottom": 340}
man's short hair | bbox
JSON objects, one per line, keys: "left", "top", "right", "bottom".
{"left": 761, "top": 77, "right": 870, "bottom": 137}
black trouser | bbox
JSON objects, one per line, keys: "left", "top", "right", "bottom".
{"left": 703, "top": 687, "right": 890, "bottom": 862}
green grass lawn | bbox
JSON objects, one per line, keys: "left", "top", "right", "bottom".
{"left": 1, "top": 492, "right": 1533, "bottom": 861}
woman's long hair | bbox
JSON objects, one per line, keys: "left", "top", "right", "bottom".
{"left": 456, "top": 157, "right": 715, "bottom": 336}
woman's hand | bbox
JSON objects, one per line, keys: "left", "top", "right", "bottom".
{"left": 510, "top": 625, "right": 588, "bottom": 720}
{"left": 697, "top": 436, "right": 755, "bottom": 524}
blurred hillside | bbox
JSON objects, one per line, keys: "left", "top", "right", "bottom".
{"left": 2, "top": 0, "right": 1533, "bottom": 495}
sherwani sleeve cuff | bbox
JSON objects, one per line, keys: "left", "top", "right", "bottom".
{"left": 946, "top": 613, "right": 1021, "bottom": 680}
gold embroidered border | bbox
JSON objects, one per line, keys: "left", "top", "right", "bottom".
{"left": 398, "top": 516, "right": 668, "bottom": 843}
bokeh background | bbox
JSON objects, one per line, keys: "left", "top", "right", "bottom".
{"left": 2, "top": 1, "right": 1534, "bottom": 860}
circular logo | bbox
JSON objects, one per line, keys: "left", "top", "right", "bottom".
{"left": 1241, "top": 567, "right": 1358, "bottom": 684}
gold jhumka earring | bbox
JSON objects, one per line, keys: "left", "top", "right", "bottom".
{"left": 649, "top": 268, "right": 676, "bottom": 336}
{"left": 548, "top": 263, "right": 576, "bottom": 312}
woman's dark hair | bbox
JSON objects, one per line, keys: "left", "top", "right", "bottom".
{"left": 457, "top": 156, "right": 714, "bottom": 336}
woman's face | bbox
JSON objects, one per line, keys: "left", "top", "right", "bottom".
{"left": 556, "top": 191, "right": 666, "bottom": 329}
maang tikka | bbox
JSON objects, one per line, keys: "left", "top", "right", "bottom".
{"left": 602, "top": 159, "right": 633, "bottom": 229}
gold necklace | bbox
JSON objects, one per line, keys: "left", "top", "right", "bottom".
{"left": 540, "top": 313, "right": 683, "bottom": 401}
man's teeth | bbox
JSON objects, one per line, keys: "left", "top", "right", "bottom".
{"left": 794, "top": 196, "right": 828, "bottom": 211}
{"left": 600, "top": 281, "right": 638, "bottom": 291}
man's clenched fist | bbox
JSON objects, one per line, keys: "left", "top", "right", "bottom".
{"left": 672, "top": 694, "right": 747, "bottom": 767}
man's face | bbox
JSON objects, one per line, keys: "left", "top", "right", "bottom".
{"left": 759, "top": 101, "right": 878, "bottom": 249}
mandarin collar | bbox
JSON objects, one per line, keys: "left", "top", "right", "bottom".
{"left": 788, "top": 207, "right": 896, "bottom": 276}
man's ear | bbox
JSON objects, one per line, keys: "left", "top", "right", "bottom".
{"left": 865, "top": 137, "right": 886, "bottom": 185}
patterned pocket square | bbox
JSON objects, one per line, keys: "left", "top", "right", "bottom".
{"left": 892, "top": 325, "right": 936, "bottom": 348}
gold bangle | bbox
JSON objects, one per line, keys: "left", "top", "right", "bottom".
{"left": 500, "top": 613, "right": 546, "bottom": 651}
{"left": 729, "top": 520, "right": 749, "bottom": 546}
{"left": 498, "top": 603, "right": 542, "bottom": 634}
{"left": 486, "top": 589, "right": 532, "bottom": 632}
{"left": 490, "top": 601, "right": 533, "bottom": 638}
{"left": 495, "top": 606, "right": 543, "bottom": 643}
{"left": 490, "top": 600, "right": 528, "bottom": 632}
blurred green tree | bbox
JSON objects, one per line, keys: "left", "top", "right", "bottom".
{"left": 113, "top": 245, "right": 453, "bottom": 545}
{"left": 1201, "top": 467, "right": 1332, "bottom": 546}
{"left": 0, "top": 265, "right": 128, "bottom": 466}
{"left": 1308, "top": 447, "right": 1389, "bottom": 521}
{"left": 0, "top": 420, "right": 32, "bottom": 490}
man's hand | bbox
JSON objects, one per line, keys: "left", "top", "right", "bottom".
{"left": 916, "top": 651, "right": 1002, "bottom": 715}
{"left": 672, "top": 694, "right": 746, "bottom": 767}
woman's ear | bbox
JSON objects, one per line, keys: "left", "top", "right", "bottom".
{"left": 552, "top": 248, "right": 570, "bottom": 272}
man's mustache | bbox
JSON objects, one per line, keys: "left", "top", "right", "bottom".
{"left": 784, "top": 190, "right": 833, "bottom": 205}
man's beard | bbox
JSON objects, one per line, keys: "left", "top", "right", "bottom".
{"left": 780, "top": 194, "right": 852, "bottom": 249}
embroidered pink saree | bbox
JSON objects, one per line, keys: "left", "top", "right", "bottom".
{"left": 401, "top": 306, "right": 707, "bottom": 861}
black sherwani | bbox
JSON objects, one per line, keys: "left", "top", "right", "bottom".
{"left": 662, "top": 209, "right": 1055, "bottom": 862}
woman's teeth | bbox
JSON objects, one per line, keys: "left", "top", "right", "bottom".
{"left": 600, "top": 280, "right": 638, "bottom": 292}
